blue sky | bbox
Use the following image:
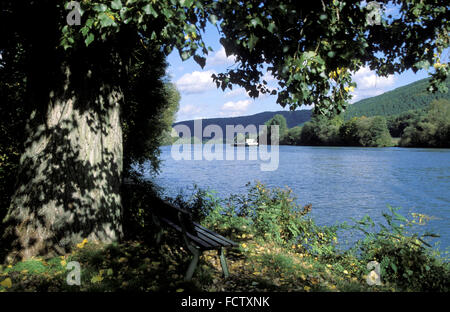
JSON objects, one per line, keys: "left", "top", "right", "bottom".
{"left": 167, "top": 23, "right": 434, "bottom": 122}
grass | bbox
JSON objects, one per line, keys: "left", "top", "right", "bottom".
{"left": 0, "top": 228, "right": 393, "bottom": 292}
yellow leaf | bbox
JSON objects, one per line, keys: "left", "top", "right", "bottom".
{"left": 118, "top": 257, "right": 128, "bottom": 263}
{"left": 303, "top": 286, "right": 311, "bottom": 292}
{"left": 0, "top": 278, "right": 12, "bottom": 288}
{"left": 91, "top": 275, "right": 104, "bottom": 284}
{"left": 61, "top": 260, "right": 67, "bottom": 267}
{"left": 176, "top": 288, "right": 184, "bottom": 292}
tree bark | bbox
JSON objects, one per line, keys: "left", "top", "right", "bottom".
{"left": 2, "top": 46, "right": 125, "bottom": 261}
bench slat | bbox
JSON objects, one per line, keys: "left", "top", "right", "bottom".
{"left": 195, "top": 231, "right": 222, "bottom": 248}
{"left": 194, "top": 223, "right": 238, "bottom": 247}
{"left": 194, "top": 226, "right": 233, "bottom": 247}
{"left": 160, "top": 217, "right": 215, "bottom": 249}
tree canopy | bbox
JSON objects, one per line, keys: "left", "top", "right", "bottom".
{"left": 2, "top": 1, "right": 448, "bottom": 115}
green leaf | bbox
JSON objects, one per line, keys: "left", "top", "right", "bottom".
{"left": 248, "top": 34, "right": 259, "bottom": 51}
{"left": 111, "top": 0, "right": 122, "bottom": 10}
{"left": 143, "top": 4, "right": 158, "bottom": 18}
{"left": 85, "top": 33, "right": 95, "bottom": 46}
{"left": 180, "top": 50, "right": 190, "bottom": 61}
{"left": 99, "top": 12, "right": 116, "bottom": 27}
{"left": 250, "top": 17, "right": 262, "bottom": 28}
{"left": 93, "top": 4, "right": 108, "bottom": 12}
{"left": 80, "top": 26, "right": 90, "bottom": 36}
{"left": 180, "top": 0, "right": 194, "bottom": 8}
{"left": 267, "top": 22, "right": 277, "bottom": 33}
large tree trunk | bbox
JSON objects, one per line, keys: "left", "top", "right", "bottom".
{"left": 2, "top": 44, "right": 125, "bottom": 261}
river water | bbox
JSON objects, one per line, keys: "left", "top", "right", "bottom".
{"left": 148, "top": 145, "right": 450, "bottom": 252}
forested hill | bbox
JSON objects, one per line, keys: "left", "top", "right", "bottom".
{"left": 343, "top": 77, "right": 450, "bottom": 119}
{"left": 173, "top": 109, "right": 312, "bottom": 138}
{"left": 173, "top": 77, "right": 450, "bottom": 138}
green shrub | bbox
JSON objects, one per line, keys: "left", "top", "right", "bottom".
{"left": 188, "top": 182, "right": 340, "bottom": 257}
{"left": 354, "top": 206, "right": 450, "bottom": 291}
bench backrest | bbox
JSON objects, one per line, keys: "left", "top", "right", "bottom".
{"left": 151, "top": 198, "right": 195, "bottom": 233}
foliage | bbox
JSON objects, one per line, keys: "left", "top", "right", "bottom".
{"left": 300, "top": 115, "right": 343, "bottom": 146}
{"left": 284, "top": 115, "right": 393, "bottom": 147}
{"left": 121, "top": 173, "right": 164, "bottom": 241}
{"left": 261, "top": 114, "right": 288, "bottom": 144}
{"left": 386, "top": 109, "right": 425, "bottom": 137}
{"left": 0, "top": 41, "right": 28, "bottom": 237}
{"left": 122, "top": 47, "right": 181, "bottom": 174}
{"left": 213, "top": 1, "right": 449, "bottom": 115}
{"left": 280, "top": 126, "right": 303, "bottom": 145}
{"left": 399, "top": 99, "right": 450, "bottom": 147}
{"left": 3, "top": 1, "right": 447, "bottom": 118}
{"left": 339, "top": 116, "right": 393, "bottom": 147}
{"left": 194, "top": 182, "right": 339, "bottom": 258}
{"left": 353, "top": 206, "right": 449, "bottom": 291}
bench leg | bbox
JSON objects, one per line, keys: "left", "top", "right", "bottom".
{"left": 152, "top": 214, "right": 162, "bottom": 245}
{"left": 185, "top": 246, "right": 200, "bottom": 281}
{"left": 219, "top": 247, "right": 230, "bottom": 278}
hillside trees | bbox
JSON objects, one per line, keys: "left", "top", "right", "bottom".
{"left": 400, "top": 99, "right": 450, "bottom": 147}
{"left": 262, "top": 114, "right": 288, "bottom": 144}
{"left": 300, "top": 116, "right": 343, "bottom": 146}
{"left": 0, "top": 0, "right": 448, "bottom": 260}
{"left": 339, "top": 116, "right": 392, "bottom": 147}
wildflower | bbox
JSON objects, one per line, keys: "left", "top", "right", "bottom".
{"left": 76, "top": 238, "right": 88, "bottom": 249}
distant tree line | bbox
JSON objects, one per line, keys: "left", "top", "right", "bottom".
{"left": 274, "top": 99, "right": 450, "bottom": 148}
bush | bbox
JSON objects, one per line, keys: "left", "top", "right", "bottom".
{"left": 190, "top": 182, "right": 340, "bottom": 257}
{"left": 354, "top": 206, "right": 450, "bottom": 291}
{"left": 121, "top": 171, "right": 164, "bottom": 241}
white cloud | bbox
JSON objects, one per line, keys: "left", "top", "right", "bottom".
{"left": 175, "top": 70, "right": 216, "bottom": 94}
{"left": 349, "top": 66, "right": 396, "bottom": 102}
{"left": 221, "top": 100, "right": 252, "bottom": 112}
{"left": 224, "top": 88, "right": 250, "bottom": 98}
{"left": 352, "top": 66, "right": 395, "bottom": 90}
{"left": 206, "top": 46, "right": 236, "bottom": 67}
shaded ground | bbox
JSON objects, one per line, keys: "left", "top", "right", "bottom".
{"left": 0, "top": 228, "right": 389, "bottom": 292}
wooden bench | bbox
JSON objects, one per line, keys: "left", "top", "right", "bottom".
{"left": 150, "top": 198, "right": 238, "bottom": 281}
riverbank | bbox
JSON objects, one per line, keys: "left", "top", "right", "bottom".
{"left": 1, "top": 182, "right": 448, "bottom": 292}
